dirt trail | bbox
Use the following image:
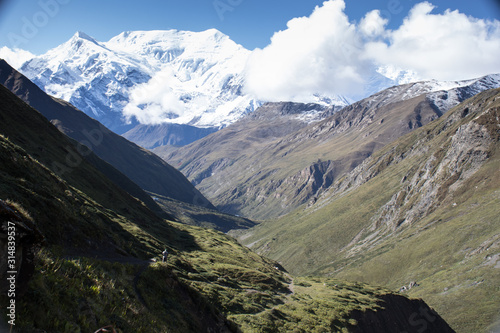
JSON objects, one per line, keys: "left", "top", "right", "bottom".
{"left": 132, "top": 260, "right": 156, "bottom": 308}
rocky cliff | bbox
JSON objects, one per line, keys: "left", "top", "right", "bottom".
{"left": 322, "top": 88, "right": 500, "bottom": 256}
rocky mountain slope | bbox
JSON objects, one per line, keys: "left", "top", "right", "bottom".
{"left": 239, "top": 88, "right": 500, "bottom": 332}
{"left": 161, "top": 74, "right": 500, "bottom": 219}
{"left": 0, "top": 83, "right": 454, "bottom": 332}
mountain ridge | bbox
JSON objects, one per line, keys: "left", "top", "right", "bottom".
{"left": 17, "top": 29, "right": 258, "bottom": 132}
{"left": 160, "top": 74, "right": 500, "bottom": 219}
{"left": 0, "top": 28, "right": 405, "bottom": 148}
{"left": 0, "top": 58, "right": 215, "bottom": 211}
{"left": 8, "top": 30, "right": 496, "bottom": 151}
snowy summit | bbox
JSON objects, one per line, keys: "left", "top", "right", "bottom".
{"left": 16, "top": 29, "right": 262, "bottom": 133}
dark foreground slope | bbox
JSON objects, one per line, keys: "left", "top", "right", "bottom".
{"left": 240, "top": 88, "right": 500, "bottom": 332}
{"left": 0, "top": 58, "right": 212, "bottom": 209}
{"left": 0, "top": 83, "right": 454, "bottom": 332}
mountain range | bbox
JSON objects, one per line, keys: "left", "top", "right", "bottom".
{"left": 0, "top": 59, "right": 456, "bottom": 332}
{"left": 13, "top": 30, "right": 259, "bottom": 136}
{"left": 6, "top": 29, "right": 417, "bottom": 148}
{"left": 1, "top": 28, "right": 500, "bottom": 333}
{"left": 159, "top": 73, "right": 500, "bottom": 219}
{"left": 157, "top": 72, "right": 500, "bottom": 332}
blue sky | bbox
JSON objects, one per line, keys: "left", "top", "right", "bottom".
{"left": 0, "top": 0, "right": 499, "bottom": 54}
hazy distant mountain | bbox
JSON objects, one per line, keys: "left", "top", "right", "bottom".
{"left": 122, "top": 123, "right": 219, "bottom": 149}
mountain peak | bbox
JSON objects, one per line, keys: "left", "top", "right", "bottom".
{"left": 72, "top": 31, "right": 99, "bottom": 45}
{"left": 202, "top": 28, "right": 227, "bottom": 39}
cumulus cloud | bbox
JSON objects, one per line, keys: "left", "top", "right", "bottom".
{"left": 0, "top": 46, "right": 35, "bottom": 69}
{"left": 244, "top": 0, "right": 369, "bottom": 102}
{"left": 122, "top": 68, "right": 188, "bottom": 125}
{"left": 243, "top": 0, "right": 500, "bottom": 102}
{"left": 359, "top": 9, "right": 388, "bottom": 38}
{"left": 365, "top": 2, "right": 500, "bottom": 81}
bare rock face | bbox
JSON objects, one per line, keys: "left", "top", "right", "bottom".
{"left": 350, "top": 294, "right": 456, "bottom": 333}
{"left": 315, "top": 89, "right": 500, "bottom": 262}
{"left": 0, "top": 200, "right": 43, "bottom": 297}
{"left": 370, "top": 102, "right": 495, "bottom": 232}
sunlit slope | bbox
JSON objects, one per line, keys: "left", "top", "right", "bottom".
{"left": 240, "top": 88, "right": 500, "bottom": 332}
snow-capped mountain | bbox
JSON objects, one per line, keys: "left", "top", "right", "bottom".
{"left": 3, "top": 29, "right": 500, "bottom": 147}
{"left": 19, "top": 31, "right": 152, "bottom": 133}
{"left": 13, "top": 29, "right": 357, "bottom": 137}
{"left": 17, "top": 29, "right": 263, "bottom": 133}
{"left": 354, "top": 73, "right": 500, "bottom": 114}
{"left": 425, "top": 73, "right": 500, "bottom": 112}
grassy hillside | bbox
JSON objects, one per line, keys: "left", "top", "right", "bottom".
{"left": 240, "top": 89, "right": 500, "bottom": 332}
{"left": 0, "top": 128, "right": 421, "bottom": 333}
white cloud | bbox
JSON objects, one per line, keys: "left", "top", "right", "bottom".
{"left": 0, "top": 47, "right": 35, "bottom": 69}
{"left": 122, "top": 68, "right": 188, "bottom": 125}
{"left": 359, "top": 10, "right": 388, "bottom": 38}
{"left": 243, "top": 0, "right": 369, "bottom": 102}
{"left": 365, "top": 2, "right": 500, "bottom": 81}
{"left": 243, "top": 0, "right": 500, "bottom": 102}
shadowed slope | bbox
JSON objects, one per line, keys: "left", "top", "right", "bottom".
{"left": 0, "top": 58, "right": 214, "bottom": 210}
